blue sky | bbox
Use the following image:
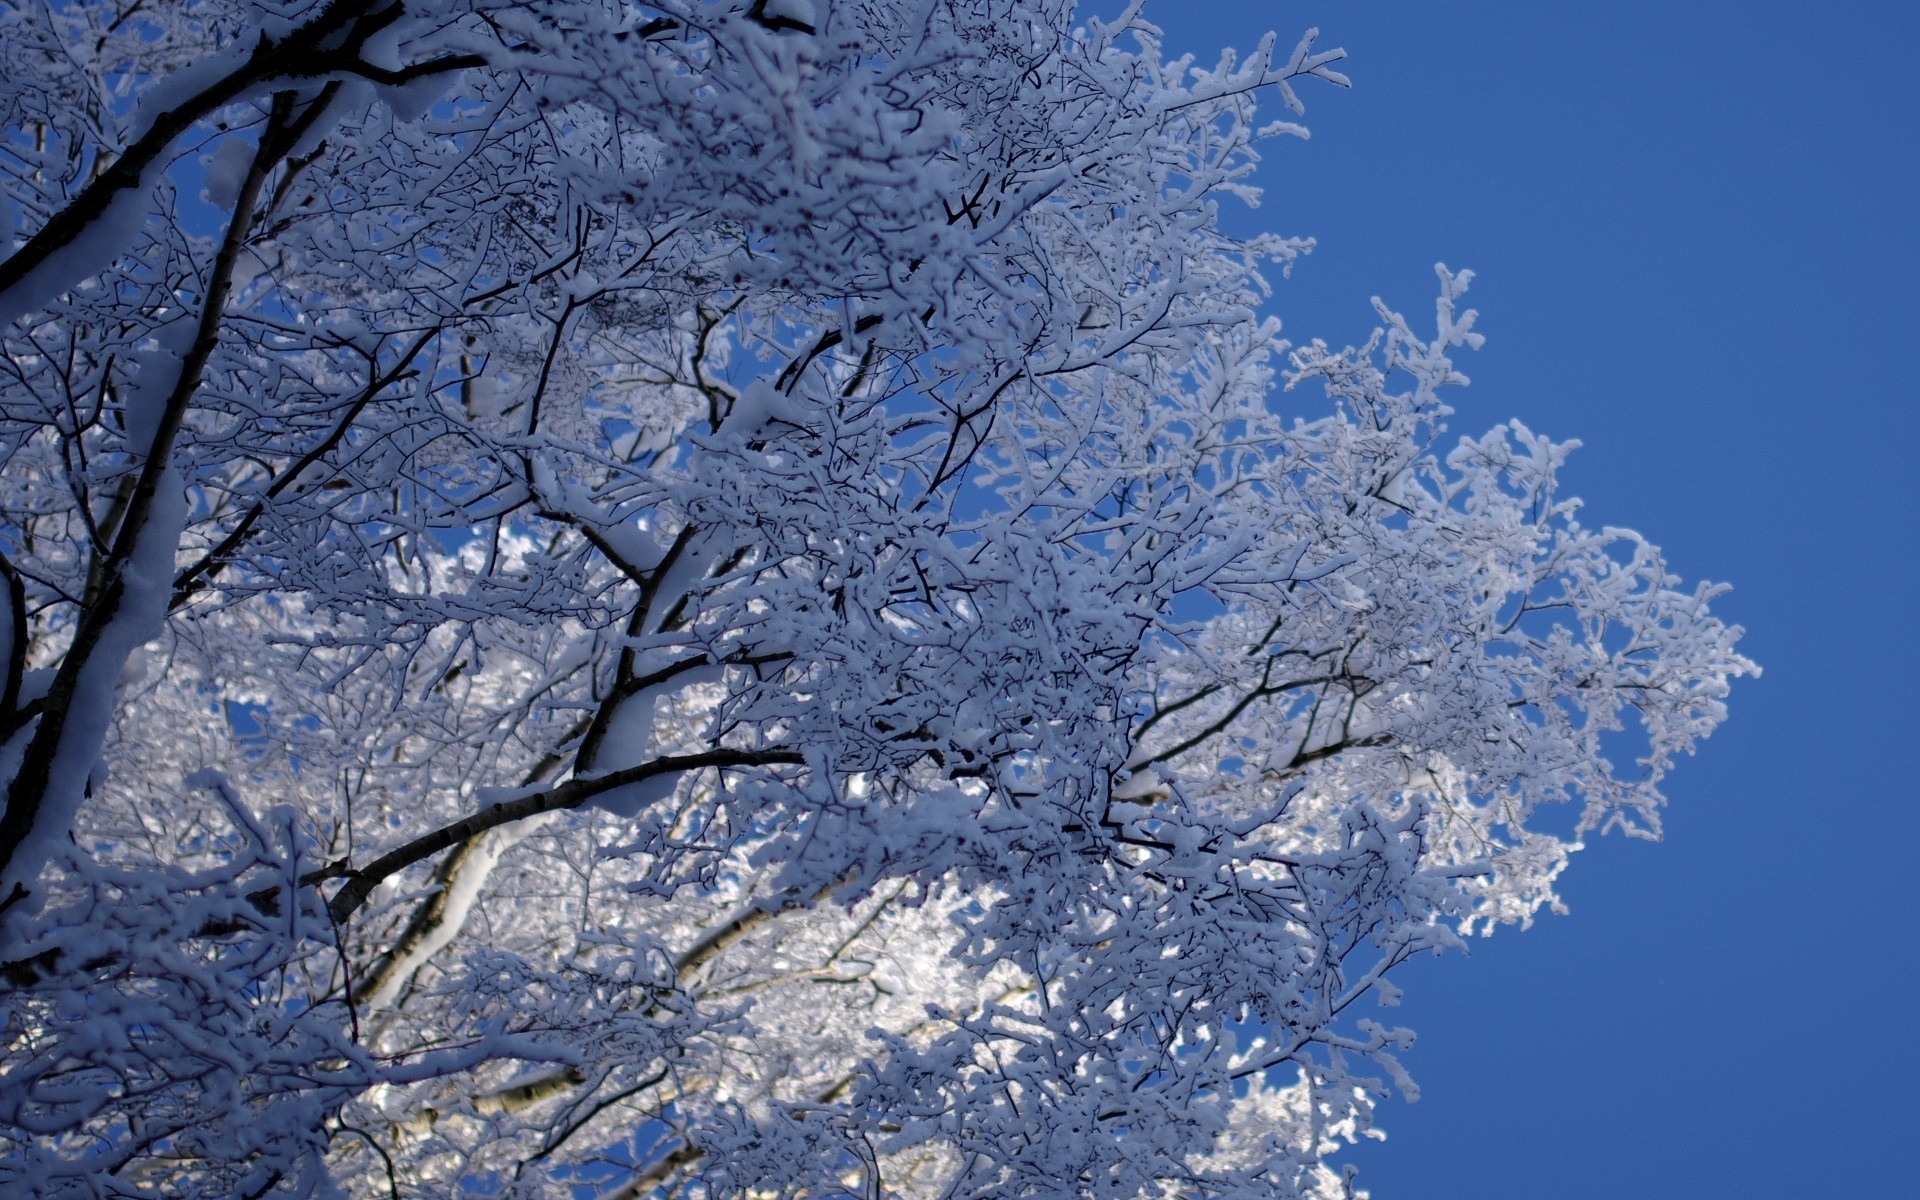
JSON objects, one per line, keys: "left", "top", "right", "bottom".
{"left": 1150, "top": 3, "right": 1918, "bottom": 1196}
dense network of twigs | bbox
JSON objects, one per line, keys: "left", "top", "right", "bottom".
{"left": 0, "top": 1, "right": 1751, "bottom": 1196}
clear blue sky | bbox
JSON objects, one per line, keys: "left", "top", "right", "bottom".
{"left": 1150, "top": 3, "right": 1917, "bottom": 1196}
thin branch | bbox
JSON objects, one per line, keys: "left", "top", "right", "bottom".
{"left": 517, "top": 1065, "right": 673, "bottom": 1176}
{"left": 171, "top": 329, "right": 434, "bottom": 608}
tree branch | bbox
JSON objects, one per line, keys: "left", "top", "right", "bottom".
{"left": 322, "top": 748, "right": 804, "bottom": 923}
{"left": 0, "top": 87, "right": 331, "bottom": 890}
{"left": 170, "top": 328, "right": 434, "bottom": 609}
{"left": 351, "top": 714, "right": 589, "bottom": 1006}
{"left": 0, "top": 550, "right": 26, "bottom": 724}
{"left": 0, "top": 0, "right": 386, "bottom": 305}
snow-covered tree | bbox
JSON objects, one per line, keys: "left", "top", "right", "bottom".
{"left": 0, "top": 1, "right": 1753, "bottom": 1196}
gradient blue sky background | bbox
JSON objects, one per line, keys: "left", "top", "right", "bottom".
{"left": 1147, "top": 3, "right": 1916, "bottom": 1196}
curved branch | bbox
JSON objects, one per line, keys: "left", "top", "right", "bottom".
{"left": 0, "top": 0, "right": 393, "bottom": 306}
{"left": 322, "top": 748, "right": 804, "bottom": 923}
{"left": 1142, "top": 671, "right": 1369, "bottom": 768}
{"left": 350, "top": 709, "right": 601, "bottom": 1009}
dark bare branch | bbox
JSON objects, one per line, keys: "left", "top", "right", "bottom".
{"left": 323, "top": 748, "right": 804, "bottom": 923}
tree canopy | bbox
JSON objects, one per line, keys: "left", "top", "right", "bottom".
{"left": 0, "top": 1, "right": 1753, "bottom": 1196}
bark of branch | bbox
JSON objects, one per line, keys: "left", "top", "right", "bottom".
{"left": 323, "top": 748, "right": 804, "bottom": 923}
{"left": 0, "top": 551, "right": 26, "bottom": 727}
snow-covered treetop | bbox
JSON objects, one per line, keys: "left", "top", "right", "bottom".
{"left": 0, "top": 1, "right": 1751, "bottom": 1196}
